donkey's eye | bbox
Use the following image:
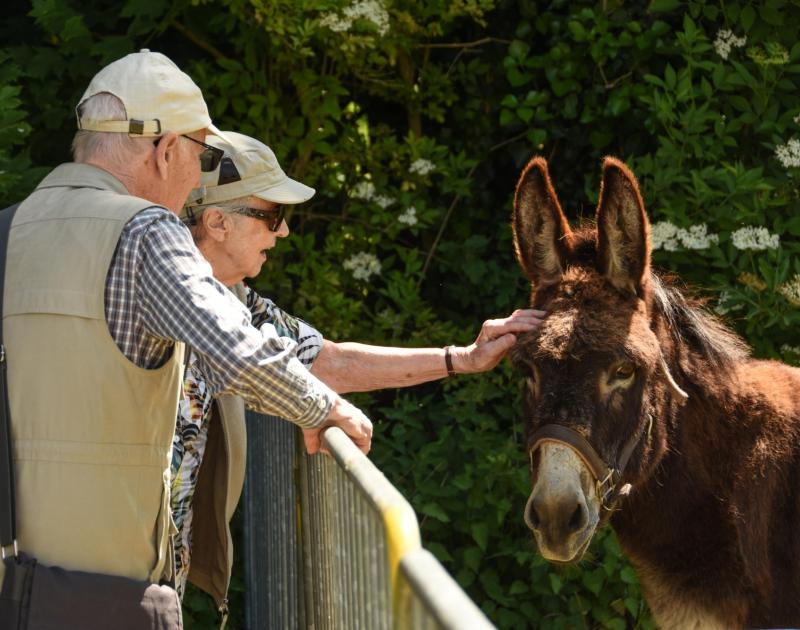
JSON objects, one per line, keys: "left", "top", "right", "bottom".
{"left": 613, "top": 362, "right": 636, "bottom": 381}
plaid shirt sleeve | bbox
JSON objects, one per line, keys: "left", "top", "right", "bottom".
{"left": 123, "top": 208, "right": 334, "bottom": 428}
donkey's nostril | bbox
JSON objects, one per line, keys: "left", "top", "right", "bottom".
{"left": 528, "top": 501, "right": 541, "bottom": 530}
{"left": 567, "top": 503, "right": 586, "bottom": 533}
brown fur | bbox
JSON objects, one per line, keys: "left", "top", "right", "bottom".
{"left": 511, "top": 156, "right": 800, "bottom": 628}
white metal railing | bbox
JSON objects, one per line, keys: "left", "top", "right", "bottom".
{"left": 242, "top": 415, "right": 497, "bottom": 629}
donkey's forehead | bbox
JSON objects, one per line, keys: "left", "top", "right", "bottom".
{"left": 525, "top": 268, "right": 658, "bottom": 362}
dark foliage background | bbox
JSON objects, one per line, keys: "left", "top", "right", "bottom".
{"left": 2, "top": 0, "right": 799, "bottom": 627}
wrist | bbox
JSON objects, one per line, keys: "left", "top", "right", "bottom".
{"left": 444, "top": 346, "right": 457, "bottom": 377}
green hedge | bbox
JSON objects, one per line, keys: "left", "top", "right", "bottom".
{"left": 2, "top": 1, "right": 798, "bottom": 628}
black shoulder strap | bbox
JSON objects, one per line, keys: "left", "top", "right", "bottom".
{"left": 1, "top": 202, "right": 20, "bottom": 553}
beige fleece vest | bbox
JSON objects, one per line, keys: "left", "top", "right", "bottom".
{"left": 1, "top": 163, "right": 184, "bottom": 585}
{"left": 188, "top": 283, "right": 248, "bottom": 609}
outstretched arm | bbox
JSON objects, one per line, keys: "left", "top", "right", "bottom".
{"left": 310, "top": 309, "right": 545, "bottom": 393}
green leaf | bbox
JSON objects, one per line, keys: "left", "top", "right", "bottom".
{"left": 583, "top": 568, "right": 604, "bottom": 595}
{"left": 419, "top": 502, "right": 450, "bottom": 522}
{"left": 507, "top": 67, "right": 531, "bottom": 87}
{"left": 740, "top": 5, "right": 756, "bottom": 31}
{"left": 665, "top": 64, "right": 676, "bottom": 90}
{"left": 510, "top": 580, "right": 529, "bottom": 595}
{"left": 499, "top": 109, "right": 516, "bottom": 126}
{"left": 471, "top": 522, "right": 489, "bottom": 551}
{"left": 649, "top": 0, "right": 680, "bottom": 12}
{"left": 500, "top": 94, "right": 518, "bottom": 108}
{"left": 567, "top": 21, "right": 586, "bottom": 41}
{"left": 517, "top": 107, "right": 534, "bottom": 123}
{"left": 620, "top": 566, "right": 638, "bottom": 584}
{"left": 508, "top": 40, "right": 530, "bottom": 60}
{"left": 463, "top": 546, "right": 482, "bottom": 573}
{"left": 606, "top": 618, "right": 627, "bottom": 630}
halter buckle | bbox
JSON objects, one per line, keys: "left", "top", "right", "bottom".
{"left": 596, "top": 469, "right": 620, "bottom": 510}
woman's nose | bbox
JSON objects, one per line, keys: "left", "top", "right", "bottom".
{"left": 275, "top": 219, "right": 290, "bottom": 237}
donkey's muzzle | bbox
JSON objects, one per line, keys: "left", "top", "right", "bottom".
{"left": 524, "top": 442, "right": 600, "bottom": 563}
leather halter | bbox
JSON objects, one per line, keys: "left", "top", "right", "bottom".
{"left": 527, "top": 417, "right": 651, "bottom": 511}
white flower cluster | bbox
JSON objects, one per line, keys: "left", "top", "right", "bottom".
{"left": 409, "top": 158, "right": 436, "bottom": 176}
{"left": 350, "top": 181, "right": 396, "bottom": 208}
{"left": 351, "top": 181, "right": 376, "bottom": 200}
{"left": 781, "top": 344, "right": 800, "bottom": 355}
{"left": 794, "top": 114, "right": 800, "bottom": 125}
{"left": 343, "top": 251, "right": 381, "bottom": 281}
{"left": 398, "top": 206, "right": 418, "bottom": 226}
{"left": 678, "top": 223, "right": 719, "bottom": 249}
{"left": 650, "top": 221, "right": 719, "bottom": 251}
{"left": 319, "top": 0, "right": 389, "bottom": 36}
{"left": 731, "top": 226, "right": 780, "bottom": 251}
{"left": 374, "top": 194, "right": 395, "bottom": 209}
{"left": 713, "top": 29, "right": 746, "bottom": 60}
{"left": 714, "top": 290, "right": 733, "bottom": 315}
{"left": 778, "top": 274, "right": 800, "bottom": 306}
{"left": 775, "top": 138, "right": 800, "bottom": 168}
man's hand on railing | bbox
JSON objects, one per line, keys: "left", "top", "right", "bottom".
{"left": 302, "top": 396, "right": 373, "bottom": 456}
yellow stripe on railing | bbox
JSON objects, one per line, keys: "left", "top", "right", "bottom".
{"left": 303, "top": 427, "right": 497, "bottom": 630}
{"left": 398, "top": 549, "right": 496, "bottom": 629}
{"left": 243, "top": 416, "right": 496, "bottom": 629}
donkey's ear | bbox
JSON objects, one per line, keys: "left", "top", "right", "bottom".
{"left": 595, "top": 157, "right": 651, "bottom": 296}
{"left": 512, "top": 157, "right": 573, "bottom": 286}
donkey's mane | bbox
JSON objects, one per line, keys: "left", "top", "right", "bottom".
{"left": 650, "top": 274, "right": 750, "bottom": 370}
{"left": 569, "top": 225, "right": 749, "bottom": 372}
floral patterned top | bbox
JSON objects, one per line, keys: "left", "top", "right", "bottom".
{"left": 170, "top": 286, "right": 324, "bottom": 597}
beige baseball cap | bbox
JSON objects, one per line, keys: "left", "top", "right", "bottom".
{"left": 184, "top": 131, "right": 315, "bottom": 208}
{"left": 76, "top": 49, "right": 227, "bottom": 139}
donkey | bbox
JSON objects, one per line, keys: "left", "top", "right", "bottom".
{"left": 510, "top": 156, "right": 800, "bottom": 629}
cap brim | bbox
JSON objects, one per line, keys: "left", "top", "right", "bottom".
{"left": 207, "top": 122, "right": 232, "bottom": 144}
{"left": 252, "top": 177, "right": 316, "bottom": 204}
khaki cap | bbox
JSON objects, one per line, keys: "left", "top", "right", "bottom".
{"left": 76, "top": 49, "right": 227, "bottom": 139}
{"left": 185, "top": 132, "right": 315, "bottom": 208}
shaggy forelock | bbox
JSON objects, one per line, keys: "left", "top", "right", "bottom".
{"left": 514, "top": 265, "right": 659, "bottom": 366}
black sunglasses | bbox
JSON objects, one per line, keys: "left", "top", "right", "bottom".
{"left": 152, "top": 135, "right": 224, "bottom": 172}
{"left": 180, "top": 135, "right": 225, "bottom": 172}
{"left": 232, "top": 206, "right": 287, "bottom": 232}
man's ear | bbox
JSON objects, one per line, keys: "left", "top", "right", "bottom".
{"left": 200, "top": 207, "right": 232, "bottom": 242}
{"left": 153, "top": 131, "right": 180, "bottom": 180}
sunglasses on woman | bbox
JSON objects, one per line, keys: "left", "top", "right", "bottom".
{"left": 231, "top": 205, "right": 287, "bottom": 232}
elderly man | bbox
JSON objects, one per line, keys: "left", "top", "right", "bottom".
{"left": 172, "top": 131, "right": 545, "bottom": 612}
{"left": 1, "top": 50, "right": 371, "bottom": 627}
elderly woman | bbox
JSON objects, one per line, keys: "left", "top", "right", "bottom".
{"left": 170, "top": 132, "right": 544, "bottom": 610}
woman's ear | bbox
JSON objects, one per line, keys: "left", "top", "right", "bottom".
{"left": 153, "top": 131, "right": 179, "bottom": 180}
{"left": 200, "top": 207, "right": 232, "bottom": 242}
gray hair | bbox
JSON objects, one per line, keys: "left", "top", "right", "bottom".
{"left": 184, "top": 198, "right": 251, "bottom": 241}
{"left": 184, "top": 197, "right": 250, "bottom": 222}
{"left": 72, "top": 93, "right": 152, "bottom": 164}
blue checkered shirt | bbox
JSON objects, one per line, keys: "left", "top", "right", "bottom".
{"left": 104, "top": 206, "right": 333, "bottom": 428}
